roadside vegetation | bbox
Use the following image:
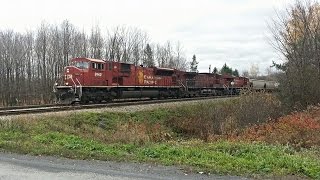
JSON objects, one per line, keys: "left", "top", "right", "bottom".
{"left": 0, "top": 92, "right": 320, "bottom": 179}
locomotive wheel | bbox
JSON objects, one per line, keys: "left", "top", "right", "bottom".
{"left": 80, "top": 96, "right": 90, "bottom": 104}
{"left": 94, "top": 97, "right": 103, "bottom": 103}
{"left": 106, "top": 96, "right": 114, "bottom": 103}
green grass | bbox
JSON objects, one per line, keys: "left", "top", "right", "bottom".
{"left": 0, "top": 131, "right": 319, "bottom": 178}
{"left": 0, "top": 99, "right": 319, "bottom": 179}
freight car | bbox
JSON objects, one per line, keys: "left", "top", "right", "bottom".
{"left": 249, "top": 79, "right": 279, "bottom": 91}
{"left": 53, "top": 58, "right": 276, "bottom": 104}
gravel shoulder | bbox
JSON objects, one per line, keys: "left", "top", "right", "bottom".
{"left": 0, "top": 152, "right": 248, "bottom": 180}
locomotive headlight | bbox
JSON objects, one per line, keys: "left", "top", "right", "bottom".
{"left": 66, "top": 68, "right": 69, "bottom": 73}
{"left": 54, "top": 83, "right": 58, "bottom": 86}
{"left": 231, "top": 81, "right": 235, "bottom": 86}
{"left": 65, "top": 82, "right": 69, "bottom": 86}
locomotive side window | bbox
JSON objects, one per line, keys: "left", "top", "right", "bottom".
{"left": 92, "top": 63, "right": 104, "bottom": 70}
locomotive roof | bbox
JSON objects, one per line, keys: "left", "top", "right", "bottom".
{"left": 199, "top": 72, "right": 221, "bottom": 75}
{"left": 72, "top": 57, "right": 105, "bottom": 63}
{"left": 154, "top": 67, "right": 175, "bottom": 71}
{"left": 84, "top": 58, "right": 106, "bottom": 63}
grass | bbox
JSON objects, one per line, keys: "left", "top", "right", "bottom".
{"left": 0, "top": 94, "right": 319, "bottom": 179}
{"left": 0, "top": 131, "right": 319, "bottom": 178}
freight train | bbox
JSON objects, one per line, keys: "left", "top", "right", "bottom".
{"left": 54, "top": 57, "right": 278, "bottom": 104}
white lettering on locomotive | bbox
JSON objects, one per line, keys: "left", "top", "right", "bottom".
{"left": 95, "top": 72, "right": 102, "bottom": 77}
{"left": 143, "top": 75, "right": 157, "bottom": 85}
{"left": 66, "top": 74, "right": 72, "bottom": 79}
{"left": 143, "top": 75, "right": 154, "bottom": 80}
{"left": 144, "top": 80, "right": 156, "bottom": 84}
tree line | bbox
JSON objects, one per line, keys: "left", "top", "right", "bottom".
{"left": 271, "top": 0, "right": 320, "bottom": 109}
{"left": 0, "top": 20, "right": 188, "bottom": 106}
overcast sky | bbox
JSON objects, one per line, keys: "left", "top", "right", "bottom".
{"left": 0, "top": 0, "right": 297, "bottom": 74}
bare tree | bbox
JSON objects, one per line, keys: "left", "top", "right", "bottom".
{"left": 249, "top": 63, "right": 259, "bottom": 78}
{"left": 89, "top": 25, "right": 104, "bottom": 59}
{"left": 173, "top": 41, "right": 188, "bottom": 70}
{"left": 72, "top": 30, "right": 88, "bottom": 58}
{"left": 242, "top": 70, "right": 249, "bottom": 77}
{"left": 270, "top": 0, "right": 320, "bottom": 109}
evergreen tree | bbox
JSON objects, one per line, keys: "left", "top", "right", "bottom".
{"left": 213, "top": 67, "right": 218, "bottom": 74}
{"left": 232, "top": 69, "right": 239, "bottom": 76}
{"left": 220, "top": 63, "right": 233, "bottom": 75}
{"left": 143, "top": 44, "right": 154, "bottom": 67}
{"left": 190, "top": 54, "right": 198, "bottom": 72}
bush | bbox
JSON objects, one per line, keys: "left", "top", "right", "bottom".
{"left": 166, "top": 91, "right": 283, "bottom": 141}
{"left": 233, "top": 90, "right": 282, "bottom": 128}
{"left": 235, "top": 105, "right": 320, "bottom": 148}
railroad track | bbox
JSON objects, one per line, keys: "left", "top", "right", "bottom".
{"left": 0, "top": 96, "right": 235, "bottom": 116}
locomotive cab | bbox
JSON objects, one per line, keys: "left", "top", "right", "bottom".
{"left": 55, "top": 58, "right": 112, "bottom": 104}
{"left": 63, "top": 59, "right": 89, "bottom": 86}
{"left": 64, "top": 58, "right": 110, "bottom": 87}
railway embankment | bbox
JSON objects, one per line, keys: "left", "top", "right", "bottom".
{"left": 0, "top": 92, "right": 319, "bottom": 179}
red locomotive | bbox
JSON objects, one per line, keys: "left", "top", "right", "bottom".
{"left": 54, "top": 57, "right": 250, "bottom": 104}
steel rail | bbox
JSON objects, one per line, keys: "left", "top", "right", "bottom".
{"left": 0, "top": 95, "right": 236, "bottom": 116}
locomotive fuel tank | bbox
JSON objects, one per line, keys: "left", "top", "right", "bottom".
{"left": 120, "top": 90, "right": 159, "bottom": 98}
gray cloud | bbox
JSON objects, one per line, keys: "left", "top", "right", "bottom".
{"left": 0, "top": 0, "right": 294, "bottom": 74}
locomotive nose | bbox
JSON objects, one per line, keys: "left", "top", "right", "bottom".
{"left": 63, "top": 67, "right": 76, "bottom": 86}
{"left": 63, "top": 66, "right": 84, "bottom": 87}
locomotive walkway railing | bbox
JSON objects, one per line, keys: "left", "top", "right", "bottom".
{"left": 70, "top": 77, "right": 77, "bottom": 94}
{"left": 70, "top": 77, "right": 83, "bottom": 100}
{"left": 75, "top": 78, "right": 83, "bottom": 99}
{"left": 178, "top": 80, "right": 188, "bottom": 91}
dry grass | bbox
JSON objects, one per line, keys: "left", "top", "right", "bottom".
{"left": 233, "top": 105, "right": 320, "bottom": 148}
{"left": 109, "top": 121, "right": 171, "bottom": 144}
{"left": 166, "top": 91, "right": 283, "bottom": 141}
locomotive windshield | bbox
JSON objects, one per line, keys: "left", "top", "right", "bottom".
{"left": 72, "top": 61, "right": 89, "bottom": 69}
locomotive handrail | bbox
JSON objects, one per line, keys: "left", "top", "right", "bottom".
{"left": 75, "top": 78, "right": 83, "bottom": 99}
{"left": 70, "top": 77, "right": 77, "bottom": 94}
{"left": 181, "top": 80, "right": 188, "bottom": 91}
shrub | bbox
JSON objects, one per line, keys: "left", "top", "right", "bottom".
{"left": 233, "top": 90, "right": 282, "bottom": 128}
{"left": 166, "top": 91, "right": 283, "bottom": 141}
{"left": 235, "top": 106, "right": 320, "bottom": 148}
